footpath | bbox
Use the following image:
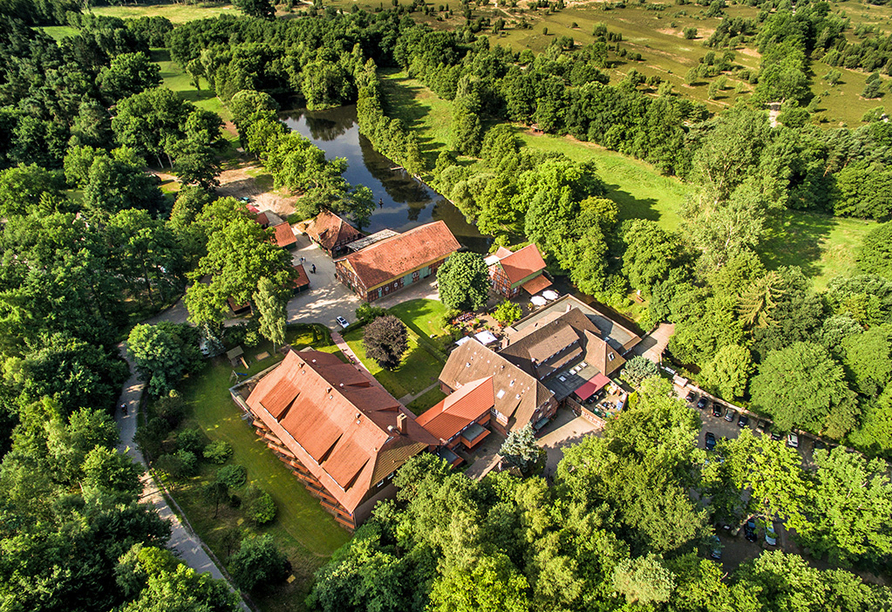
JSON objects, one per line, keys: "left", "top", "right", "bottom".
{"left": 115, "top": 342, "right": 250, "bottom": 611}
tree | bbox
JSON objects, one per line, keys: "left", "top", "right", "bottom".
{"left": 620, "top": 356, "right": 660, "bottom": 388}
{"left": 612, "top": 554, "right": 675, "bottom": 605}
{"left": 622, "top": 220, "right": 680, "bottom": 297}
{"left": 839, "top": 328, "right": 892, "bottom": 397}
{"left": 798, "top": 447, "right": 892, "bottom": 566}
{"left": 233, "top": 0, "right": 275, "bottom": 18}
{"left": 184, "top": 210, "right": 294, "bottom": 325}
{"left": 492, "top": 300, "right": 522, "bottom": 326}
{"left": 720, "top": 429, "right": 810, "bottom": 529}
{"left": 428, "top": 554, "right": 530, "bottom": 612}
{"left": 736, "top": 271, "right": 788, "bottom": 329}
{"left": 127, "top": 322, "right": 202, "bottom": 396}
{"left": 253, "top": 277, "right": 287, "bottom": 351}
{"left": 700, "top": 344, "right": 753, "bottom": 400}
{"left": 229, "top": 535, "right": 289, "bottom": 591}
{"left": 858, "top": 222, "right": 892, "bottom": 280}
{"left": 82, "top": 446, "right": 144, "bottom": 501}
{"left": 203, "top": 481, "right": 229, "bottom": 519}
{"left": 750, "top": 342, "right": 857, "bottom": 438}
{"left": 0, "top": 164, "right": 67, "bottom": 217}
{"left": 499, "top": 424, "right": 544, "bottom": 476}
{"left": 437, "top": 252, "right": 490, "bottom": 312}
{"left": 170, "top": 139, "right": 221, "bottom": 189}
{"left": 246, "top": 486, "right": 277, "bottom": 525}
{"left": 362, "top": 315, "right": 408, "bottom": 370}
{"left": 97, "top": 52, "right": 162, "bottom": 102}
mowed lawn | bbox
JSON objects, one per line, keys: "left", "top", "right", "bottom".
{"left": 343, "top": 299, "right": 451, "bottom": 400}
{"left": 152, "top": 48, "right": 232, "bottom": 121}
{"left": 174, "top": 325, "right": 350, "bottom": 611}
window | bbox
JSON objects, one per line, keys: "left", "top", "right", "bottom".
{"left": 608, "top": 352, "right": 615, "bottom": 361}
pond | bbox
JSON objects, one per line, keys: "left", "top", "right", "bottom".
{"left": 281, "top": 105, "right": 489, "bottom": 253}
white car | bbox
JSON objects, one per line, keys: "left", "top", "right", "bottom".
{"left": 765, "top": 525, "right": 778, "bottom": 546}
{"left": 787, "top": 432, "right": 799, "bottom": 448}
{"left": 336, "top": 316, "right": 349, "bottom": 329}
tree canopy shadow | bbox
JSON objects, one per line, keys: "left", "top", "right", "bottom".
{"left": 605, "top": 184, "right": 661, "bottom": 223}
{"left": 757, "top": 209, "right": 836, "bottom": 279}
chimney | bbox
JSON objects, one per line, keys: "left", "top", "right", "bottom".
{"left": 397, "top": 413, "right": 407, "bottom": 435}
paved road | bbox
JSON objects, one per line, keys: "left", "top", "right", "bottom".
{"left": 116, "top": 345, "right": 249, "bottom": 610}
{"left": 286, "top": 234, "right": 359, "bottom": 329}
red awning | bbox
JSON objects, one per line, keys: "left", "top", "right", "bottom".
{"left": 574, "top": 373, "right": 611, "bottom": 401}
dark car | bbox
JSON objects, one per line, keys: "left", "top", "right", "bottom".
{"left": 738, "top": 414, "right": 749, "bottom": 428}
{"left": 770, "top": 430, "right": 783, "bottom": 442}
{"left": 697, "top": 396, "right": 709, "bottom": 410}
{"left": 709, "top": 535, "right": 723, "bottom": 560}
{"left": 712, "top": 404, "right": 723, "bottom": 417}
{"left": 687, "top": 392, "right": 697, "bottom": 403}
{"left": 814, "top": 439, "right": 827, "bottom": 451}
{"left": 744, "top": 519, "right": 757, "bottom": 542}
{"left": 724, "top": 408, "right": 736, "bottom": 422}
{"left": 756, "top": 420, "right": 767, "bottom": 434}
{"left": 705, "top": 431, "right": 717, "bottom": 451}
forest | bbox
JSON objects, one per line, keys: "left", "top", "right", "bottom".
{"left": 0, "top": 0, "right": 891, "bottom": 610}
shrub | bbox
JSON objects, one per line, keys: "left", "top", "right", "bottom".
{"left": 492, "top": 300, "right": 523, "bottom": 325}
{"left": 247, "top": 489, "right": 277, "bottom": 525}
{"left": 155, "top": 449, "right": 197, "bottom": 480}
{"left": 230, "top": 535, "right": 289, "bottom": 591}
{"left": 620, "top": 356, "right": 660, "bottom": 388}
{"left": 683, "top": 26, "right": 697, "bottom": 39}
{"left": 203, "top": 439, "right": 233, "bottom": 464}
{"left": 355, "top": 303, "right": 386, "bottom": 325}
{"left": 217, "top": 464, "right": 247, "bottom": 488}
{"left": 177, "top": 427, "right": 205, "bottom": 455}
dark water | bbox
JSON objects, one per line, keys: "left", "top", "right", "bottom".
{"left": 280, "top": 105, "right": 489, "bottom": 253}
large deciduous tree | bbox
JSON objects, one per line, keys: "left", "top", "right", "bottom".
{"left": 127, "top": 321, "right": 202, "bottom": 396}
{"left": 437, "top": 252, "right": 490, "bottom": 312}
{"left": 229, "top": 535, "right": 289, "bottom": 592}
{"left": 362, "top": 315, "right": 408, "bottom": 370}
{"left": 750, "top": 341, "right": 857, "bottom": 438}
{"left": 700, "top": 344, "right": 753, "bottom": 401}
{"left": 622, "top": 220, "right": 681, "bottom": 297}
{"left": 253, "top": 277, "right": 287, "bottom": 351}
{"left": 858, "top": 222, "right": 892, "bottom": 280}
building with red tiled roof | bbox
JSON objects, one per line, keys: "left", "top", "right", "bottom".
{"left": 438, "top": 340, "right": 557, "bottom": 436}
{"left": 335, "top": 221, "right": 461, "bottom": 303}
{"left": 290, "top": 263, "right": 309, "bottom": 294}
{"left": 305, "top": 209, "right": 364, "bottom": 257}
{"left": 271, "top": 223, "right": 297, "bottom": 249}
{"left": 487, "top": 244, "right": 551, "bottom": 298}
{"left": 245, "top": 350, "right": 437, "bottom": 529}
{"left": 416, "top": 377, "right": 493, "bottom": 451}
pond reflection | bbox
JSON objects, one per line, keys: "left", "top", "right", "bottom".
{"left": 280, "top": 105, "right": 489, "bottom": 253}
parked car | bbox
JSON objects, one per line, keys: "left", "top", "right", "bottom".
{"left": 712, "top": 404, "right": 723, "bottom": 418}
{"left": 765, "top": 525, "right": 778, "bottom": 546}
{"left": 814, "top": 439, "right": 826, "bottom": 451}
{"left": 770, "top": 429, "right": 783, "bottom": 442}
{"left": 709, "top": 535, "right": 723, "bottom": 560}
{"left": 787, "top": 432, "right": 799, "bottom": 448}
{"left": 687, "top": 391, "right": 697, "bottom": 403}
{"left": 705, "top": 432, "right": 717, "bottom": 451}
{"left": 744, "top": 519, "right": 757, "bottom": 542}
{"left": 335, "top": 316, "right": 349, "bottom": 329}
{"left": 738, "top": 414, "right": 749, "bottom": 428}
{"left": 756, "top": 420, "right": 767, "bottom": 434}
{"left": 724, "top": 408, "right": 736, "bottom": 422}
{"left": 697, "top": 396, "right": 709, "bottom": 410}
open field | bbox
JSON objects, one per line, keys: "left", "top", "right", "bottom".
{"left": 91, "top": 2, "right": 234, "bottom": 22}
{"left": 173, "top": 325, "right": 349, "bottom": 612}
{"left": 382, "top": 71, "right": 876, "bottom": 288}
{"left": 152, "top": 48, "right": 233, "bottom": 121}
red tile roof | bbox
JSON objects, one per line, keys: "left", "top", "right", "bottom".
{"left": 254, "top": 212, "right": 269, "bottom": 227}
{"left": 290, "top": 264, "right": 309, "bottom": 289}
{"left": 272, "top": 223, "right": 296, "bottom": 248}
{"left": 306, "top": 210, "right": 363, "bottom": 252}
{"left": 498, "top": 244, "right": 547, "bottom": 285}
{"left": 521, "top": 274, "right": 552, "bottom": 295}
{"left": 246, "top": 351, "right": 436, "bottom": 514}
{"left": 416, "top": 377, "right": 493, "bottom": 442}
{"left": 338, "top": 221, "right": 460, "bottom": 290}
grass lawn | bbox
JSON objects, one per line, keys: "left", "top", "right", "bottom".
{"left": 39, "top": 25, "right": 79, "bottom": 40}
{"left": 343, "top": 325, "right": 444, "bottom": 399}
{"left": 406, "top": 386, "right": 447, "bottom": 416}
{"left": 91, "top": 3, "right": 235, "bottom": 23}
{"left": 758, "top": 210, "right": 875, "bottom": 290}
{"left": 169, "top": 324, "right": 350, "bottom": 612}
{"left": 151, "top": 49, "right": 232, "bottom": 121}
